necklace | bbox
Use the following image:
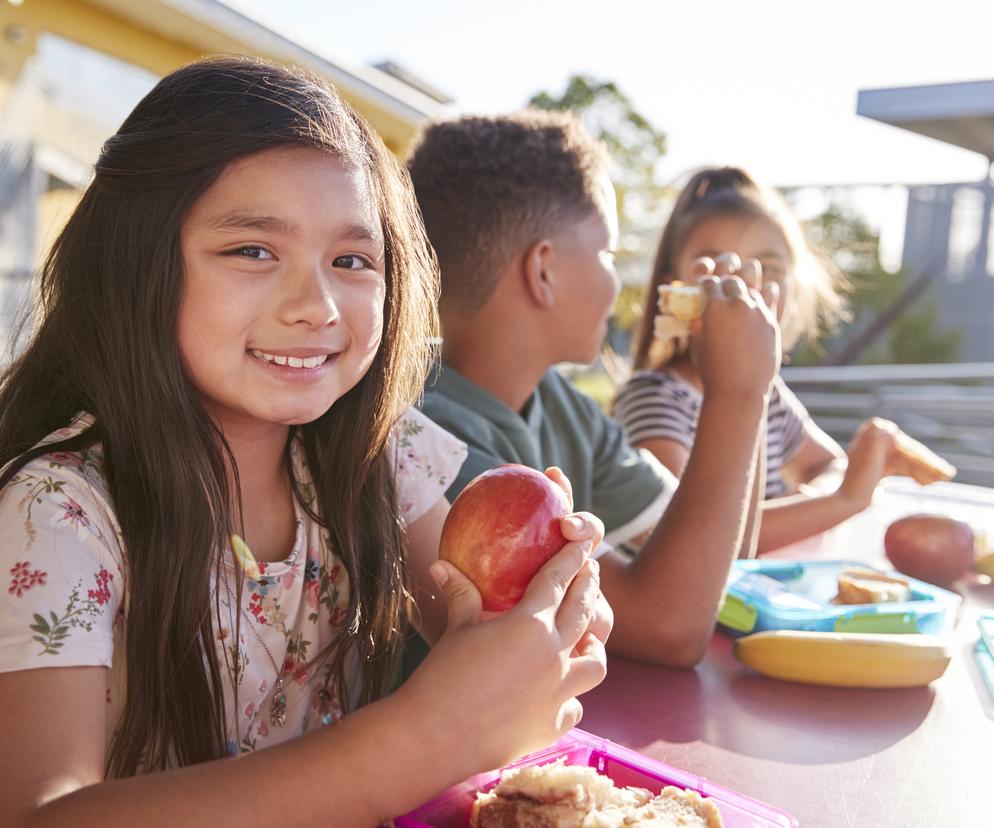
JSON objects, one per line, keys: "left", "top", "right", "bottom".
{"left": 228, "top": 534, "right": 289, "bottom": 727}
{"left": 238, "top": 603, "right": 288, "bottom": 727}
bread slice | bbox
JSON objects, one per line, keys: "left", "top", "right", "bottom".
{"left": 834, "top": 568, "right": 911, "bottom": 605}
{"left": 657, "top": 282, "right": 706, "bottom": 321}
{"left": 471, "top": 759, "right": 723, "bottom": 828}
{"left": 892, "top": 431, "right": 956, "bottom": 485}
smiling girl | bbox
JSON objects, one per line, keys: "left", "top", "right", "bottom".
{"left": 0, "top": 57, "right": 608, "bottom": 826}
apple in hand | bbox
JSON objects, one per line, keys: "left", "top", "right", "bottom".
{"left": 439, "top": 464, "right": 571, "bottom": 611}
{"left": 884, "top": 514, "right": 975, "bottom": 586}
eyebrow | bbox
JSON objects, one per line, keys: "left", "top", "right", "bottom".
{"left": 209, "top": 213, "right": 383, "bottom": 247}
{"left": 338, "top": 223, "right": 384, "bottom": 246}
{"left": 696, "top": 248, "right": 786, "bottom": 261}
{"left": 210, "top": 212, "right": 298, "bottom": 236}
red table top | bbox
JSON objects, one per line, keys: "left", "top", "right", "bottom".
{"left": 581, "top": 480, "right": 994, "bottom": 827}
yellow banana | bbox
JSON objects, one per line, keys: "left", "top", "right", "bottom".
{"left": 974, "top": 550, "right": 994, "bottom": 578}
{"left": 733, "top": 630, "right": 952, "bottom": 688}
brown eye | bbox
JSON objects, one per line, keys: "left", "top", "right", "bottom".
{"left": 229, "top": 246, "right": 274, "bottom": 260}
{"left": 332, "top": 254, "right": 372, "bottom": 270}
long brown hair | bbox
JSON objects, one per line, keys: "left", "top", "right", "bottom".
{"left": 0, "top": 57, "right": 438, "bottom": 774}
{"left": 631, "top": 166, "right": 847, "bottom": 370}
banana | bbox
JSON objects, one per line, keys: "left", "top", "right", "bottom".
{"left": 733, "top": 630, "right": 952, "bottom": 688}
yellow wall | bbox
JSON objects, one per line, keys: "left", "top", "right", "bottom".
{"left": 0, "top": 0, "right": 417, "bottom": 153}
{"left": 1, "top": 0, "right": 429, "bottom": 264}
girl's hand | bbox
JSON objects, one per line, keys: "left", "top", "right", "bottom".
{"left": 399, "top": 524, "right": 608, "bottom": 775}
{"left": 689, "top": 254, "right": 781, "bottom": 400}
{"left": 838, "top": 417, "right": 901, "bottom": 509}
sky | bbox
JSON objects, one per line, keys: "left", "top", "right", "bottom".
{"left": 248, "top": 0, "right": 994, "bottom": 191}
{"left": 36, "top": 0, "right": 994, "bottom": 270}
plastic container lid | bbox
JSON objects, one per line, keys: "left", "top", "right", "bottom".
{"left": 395, "top": 728, "right": 796, "bottom": 827}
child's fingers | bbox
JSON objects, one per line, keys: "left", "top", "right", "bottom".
{"left": 565, "top": 633, "right": 609, "bottom": 696}
{"left": 555, "top": 697, "right": 585, "bottom": 736}
{"left": 585, "top": 590, "right": 614, "bottom": 647}
{"left": 760, "top": 280, "right": 780, "bottom": 315}
{"left": 737, "top": 258, "right": 762, "bottom": 291}
{"left": 713, "top": 252, "right": 742, "bottom": 277}
{"left": 558, "top": 510, "right": 604, "bottom": 548}
{"left": 718, "top": 275, "right": 752, "bottom": 303}
{"left": 555, "top": 557, "right": 601, "bottom": 646}
{"left": 698, "top": 274, "right": 722, "bottom": 302}
{"left": 545, "top": 466, "right": 574, "bottom": 510}
{"left": 429, "top": 560, "right": 483, "bottom": 630}
{"left": 690, "top": 256, "right": 715, "bottom": 279}
{"left": 517, "top": 541, "right": 590, "bottom": 618}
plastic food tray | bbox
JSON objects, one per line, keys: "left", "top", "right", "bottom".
{"left": 395, "top": 728, "right": 796, "bottom": 827}
{"left": 718, "top": 559, "right": 961, "bottom": 636}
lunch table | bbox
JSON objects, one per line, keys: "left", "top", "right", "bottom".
{"left": 579, "top": 479, "right": 994, "bottom": 827}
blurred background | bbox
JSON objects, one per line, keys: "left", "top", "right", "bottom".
{"left": 1, "top": 0, "right": 993, "bottom": 483}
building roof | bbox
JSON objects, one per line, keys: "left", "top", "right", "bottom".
{"left": 374, "top": 61, "right": 454, "bottom": 105}
{"left": 82, "top": 0, "right": 449, "bottom": 149}
{"left": 857, "top": 79, "right": 994, "bottom": 161}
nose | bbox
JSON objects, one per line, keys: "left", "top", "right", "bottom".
{"left": 279, "top": 262, "right": 340, "bottom": 329}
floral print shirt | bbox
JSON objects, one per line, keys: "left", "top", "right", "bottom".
{"left": 0, "top": 408, "right": 466, "bottom": 760}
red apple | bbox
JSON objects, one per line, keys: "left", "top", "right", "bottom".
{"left": 439, "top": 464, "right": 571, "bottom": 611}
{"left": 884, "top": 514, "right": 975, "bottom": 586}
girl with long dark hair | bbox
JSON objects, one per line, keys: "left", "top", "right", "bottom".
{"left": 615, "top": 166, "right": 940, "bottom": 553}
{"left": 0, "top": 57, "right": 609, "bottom": 825}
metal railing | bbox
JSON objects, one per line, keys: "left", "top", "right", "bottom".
{"left": 781, "top": 362, "right": 994, "bottom": 488}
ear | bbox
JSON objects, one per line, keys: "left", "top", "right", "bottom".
{"left": 522, "top": 238, "right": 556, "bottom": 309}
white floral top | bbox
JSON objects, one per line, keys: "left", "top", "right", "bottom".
{"left": 0, "top": 408, "right": 466, "bottom": 760}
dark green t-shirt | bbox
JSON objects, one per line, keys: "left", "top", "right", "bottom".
{"left": 419, "top": 364, "right": 674, "bottom": 541}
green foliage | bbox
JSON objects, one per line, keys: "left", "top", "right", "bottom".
{"left": 612, "top": 283, "right": 648, "bottom": 333}
{"left": 529, "top": 75, "right": 668, "bottom": 231}
{"left": 568, "top": 370, "right": 617, "bottom": 409}
{"left": 790, "top": 205, "right": 961, "bottom": 366}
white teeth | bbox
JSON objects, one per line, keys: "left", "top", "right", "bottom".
{"left": 251, "top": 350, "right": 330, "bottom": 369}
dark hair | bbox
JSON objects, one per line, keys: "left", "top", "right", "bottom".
{"left": 0, "top": 56, "right": 438, "bottom": 774}
{"left": 632, "top": 166, "right": 847, "bottom": 369}
{"left": 407, "top": 109, "right": 609, "bottom": 312}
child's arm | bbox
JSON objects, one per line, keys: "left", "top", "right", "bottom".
{"left": 754, "top": 418, "right": 899, "bottom": 553}
{"left": 596, "top": 271, "right": 779, "bottom": 668}
{"left": 633, "top": 437, "right": 689, "bottom": 479}
{"left": 779, "top": 417, "right": 847, "bottom": 493}
{"left": 633, "top": 434, "right": 762, "bottom": 560}
{"left": 1, "top": 540, "right": 607, "bottom": 828}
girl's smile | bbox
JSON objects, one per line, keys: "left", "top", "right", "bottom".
{"left": 248, "top": 348, "right": 340, "bottom": 383}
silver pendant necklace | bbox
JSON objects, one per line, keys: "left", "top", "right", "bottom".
{"left": 225, "top": 542, "right": 289, "bottom": 727}
{"left": 239, "top": 606, "right": 288, "bottom": 727}
{"left": 226, "top": 529, "right": 304, "bottom": 728}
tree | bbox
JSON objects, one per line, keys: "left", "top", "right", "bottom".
{"left": 789, "top": 205, "right": 961, "bottom": 366}
{"left": 529, "top": 75, "right": 668, "bottom": 235}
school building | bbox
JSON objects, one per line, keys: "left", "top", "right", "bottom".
{"left": 0, "top": 0, "right": 450, "bottom": 343}
{"left": 857, "top": 79, "right": 994, "bottom": 362}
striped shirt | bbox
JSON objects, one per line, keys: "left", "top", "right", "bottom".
{"left": 613, "top": 371, "right": 809, "bottom": 499}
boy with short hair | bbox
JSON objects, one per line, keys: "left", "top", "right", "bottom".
{"left": 409, "top": 110, "right": 779, "bottom": 666}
